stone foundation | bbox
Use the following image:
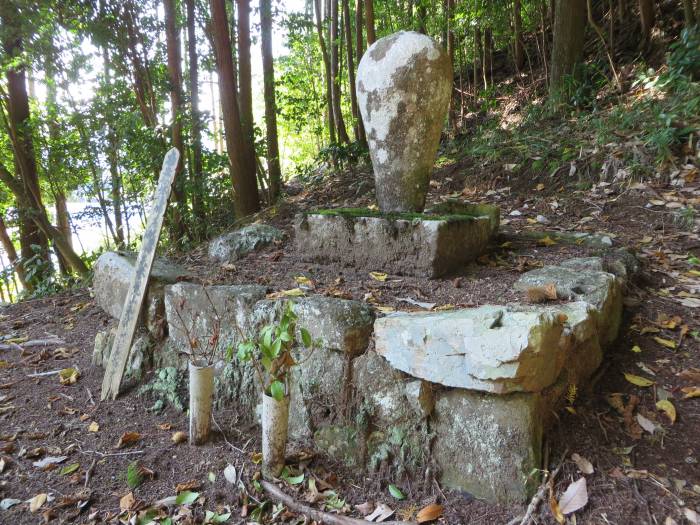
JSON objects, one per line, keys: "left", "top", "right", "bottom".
{"left": 91, "top": 248, "right": 637, "bottom": 504}
{"left": 294, "top": 208, "right": 497, "bottom": 277}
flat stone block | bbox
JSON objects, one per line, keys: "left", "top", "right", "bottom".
{"left": 374, "top": 303, "right": 598, "bottom": 394}
{"left": 93, "top": 251, "right": 189, "bottom": 332}
{"left": 208, "top": 223, "right": 284, "bottom": 263}
{"left": 433, "top": 389, "right": 543, "bottom": 503}
{"left": 164, "top": 283, "right": 266, "bottom": 357}
{"left": 295, "top": 209, "right": 495, "bottom": 277}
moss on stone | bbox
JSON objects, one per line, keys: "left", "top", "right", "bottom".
{"left": 307, "top": 207, "right": 481, "bottom": 223}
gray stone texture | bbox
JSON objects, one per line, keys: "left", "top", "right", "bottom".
{"left": 208, "top": 223, "right": 284, "bottom": 262}
{"left": 92, "top": 328, "right": 152, "bottom": 381}
{"left": 357, "top": 31, "right": 451, "bottom": 212}
{"left": 295, "top": 212, "right": 493, "bottom": 277}
{"left": 426, "top": 200, "right": 501, "bottom": 236}
{"left": 92, "top": 251, "right": 189, "bottom": 334}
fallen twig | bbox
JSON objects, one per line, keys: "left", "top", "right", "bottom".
{"left": 515, "top": 449, "right": 567, "bottom": 525}
{"left": 261, "top": 481, "right": 417, "bottom": 525}
{"left": 212, "top": 414, "right": 245, "bottom": 454}
{"left": 79, "top": 449, "right": 145, "bottom": 458}
{"left": 0, "top": 338, "right": 65, "bottom": 351}
{"left": 84, "top": 457, "right": 97, "bottom": 488}
{"left": 26, "top": 369, "right": 63, "bottom": 378}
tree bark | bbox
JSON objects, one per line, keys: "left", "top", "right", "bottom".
{"left": 638, "top": 0, "right": 655, "bottom": 47}
{"left": 260, "top": 0, "right": 283, "bottom": 199}
{"left": 513, "top": 0, "right": 525, "bottom": 71}
{"left": 483, "top": 27, "right": 493, "bottom": 88}
{"left": 342, "top": 0, "right": 365, "bottom": 146}
{"left": 683, "top": 0, "right": 695, "bottom": 27}
{"left": 186, "top": 0, "right": 206, "bottom": 234}
{"left": 314, "top": 0, "right": 337, "bottom": 143}
{"left": 365, "top": 0, "right": 376, "bottom": 45}
{"left": 474, "top": 25, "right": 482, "bottom": 95}
{"left": 549, "top": 0, "right": 587, "bottom": 100}
{"left": 330, "top": 0, "right": 350, "bottom": 144}
{"left": 418, "top": 4, "right": 427, "bottom": 34}
{"left": 355, "top": 0, "right": 364, "bottom": 58}
{"left": 237, "top": 0, "right": 255, "bottom": 148}
{"left": 210, "top": 0, "right": 260, "bottom": 218}
{"left": 0, "top": 214, "right": 26, "bottom": 289}
{"left": 163, "top": 0, "right": 187, "bottom": 244}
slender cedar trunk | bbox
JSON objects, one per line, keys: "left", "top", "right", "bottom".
{"left": 638, "top": 0, "right": 655, "bottom": 47}
{"left": 0, "top": 214, "right": 26, "bottom": 289}
{"left": 330, "top": 0, "right": 350, "bottom": 143}
{"left": 2, "top": 30, "right": 52, "bottom": 286}
{"left": 164, "top": 0, "right": 187, "bottom": 244}
{"left": 364, "top": 0, "right": 376, "bottom": 45}
{"left": 186, "top": 0, "right": 206, "bottom": 234}
{"left": 342, "top": 0, "right": 364, "bottom": 146}
{"left": 513, "top": 0, "right": 525, "bottom": 71}
{"left": 355, "top": 0, "right": 364, "bottom": 58}
{"left": 260, "top": 0, "right": 283, "bottom": 199}
{"left": 237, "top": 0, "right": 255, "bottom": 148}
{"left": 550, "top": 0, "right": 587, "bottom": 100}
{"left": 102, "top": 47, "right": 125, "bottom": 248}
{"left": 54, "top": 191, "right": 73, "bottom": 275}
{"left": 210, "top": 0, "right": 260, "bottom": 218}
{"left": 418, "top": 3, "right": 427, "bottom": 34}
{"left": 446, "top": 0, "right": 456, "bottom": 129}
{"left": 474, "top": 25, "right": 482, "bottom": 96}
{"left": 482, "top": 27, "right": 492, "bottom": 88}
{"left": 314, "top": 0, "right": 336, "bottom": 143}
{"left": 123, "top": 1, "right": 158, "bottom": 128}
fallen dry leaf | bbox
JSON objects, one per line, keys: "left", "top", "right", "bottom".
{"left": 571, "top": 453, "right": 594, "bottom": 474}
{"left": 656, "top": 399, "right": 677, "bottom": 423}
{"left": 558, "top": 477, "right": 588, "bottom": 515}
{"left": 369, "top": 271, "right": 388, "bottom": 282}
{"left": 624, "top": 373, "right": 655, "bottom": 387}
{"left": 526, "top": 283, "right": 558, "bottom": 303}
{"left": 175, "top": 479, "right": 201, "bottom": 493}
{"left": 29, "top": 493, "right": 47, "bottom": 513}
{"left": 171, "top": 431, "right": 187, "bottom": 444}
{"left": 115, "top": 431, "right": 140, "bottom": 449}
{"left": 157, "top": 423, "right": 172, "bottom": 431}
{"left": 87, "top": 421, "right": 99, "bottom": 433}
{"left": 681, "top": 386, "right": 700, "bottom": 399}
{"left": 58, "top": 367, "right": 80, "bottom": 385}
{"left": 119, "top": 492, "right": 135, "bottom": 512}
{"left": 365, "top": 502, "right": 394, "bottom": 522}
{"left": 653, "top": 337, "right": 677, "bottom": 350}
{"left": 636, "top": 413, "right": 657, "bottom": 434}
{"left": 416, "top": 503, "right": 443, "bottom": 523}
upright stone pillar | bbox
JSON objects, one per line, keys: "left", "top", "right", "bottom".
{"left": 356, "top": 31, "right": 452, "bottom": 213}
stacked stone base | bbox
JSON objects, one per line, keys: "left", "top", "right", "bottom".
{"left": 91, "top": 248, "right": 635, "bottom": 503}
{"left": 294, "top": 206, "right": 499, "bottom": 278}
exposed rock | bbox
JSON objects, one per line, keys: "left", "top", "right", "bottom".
{"left": 164, "top": 283, "right": 266, "bottom": 359}
{"left": 295, "top": 212, "right": 493, "bottom": 277}
{"left": 253, "top": 295, "right": 374, "bottom": 356}
{"left": 433, "top": 389, "right": 543, "bottom": 503}
{"left": 313, "top": 426, "right": 361, "bottom": 468}
{"left": 426, "top": 200, "right": 500, "bottom": 235}
{"left": 374, "top": 304, "right": 595, "bottom": 393}
{"left": 92, "top": 251, "right": 189, "bottom": 333}
{"left": 514, "top": 263, "right": 623, "bottom": 344}
{"left": 208, "top": 223, "right": 284, "bottom": 263}
{"left": 357, "top": 31, "right": 451, "bottom": 212}
{"left": 92, "top": 328, "right": 152, "bottom": 381}
{"left": 137, "top": 367, "right": 187, "bottom": 411}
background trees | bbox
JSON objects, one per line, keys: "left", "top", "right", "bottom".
{"left": 0, "top": 0, "right": 696, "bottom": 301}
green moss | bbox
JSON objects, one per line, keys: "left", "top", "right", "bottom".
{"left": 307, "top": 207, "right": 480, "bottom": 223}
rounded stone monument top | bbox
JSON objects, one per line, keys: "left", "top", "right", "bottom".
{"left": 357, "top": 31, "right": 451, "bottom": 213}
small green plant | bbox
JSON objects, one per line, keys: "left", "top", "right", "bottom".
{"left": 126, "top": 461, "right": 143, "bottom": 489}
{"left": 232, "top": 303, "right": 317, "bottom": 401}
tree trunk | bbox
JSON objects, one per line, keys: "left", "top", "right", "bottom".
{"left": 163, "top": 0, "right": 187, "bottom": 244}
{"left": 683, "top": 0, "right": 696, "bottom": 26}
{"left": 314, "top": 0, "right": 337, "bottom": 143}
{"left": 210, "top": 0, "right": 260, "bottom": 218}
{"left": 104, "top": 49, "right": 125, "bottom": 250}
{"left": 342, "top": 0, "right": 365, "bottom": 146}
{"left": 638, "top": 0, "right": 655, "bottom": 47}
{"left": 237, "top": 0, "right": 255, "bottom": 148}
{"left": 474, "top": 25, "right": 482, "bottom": 95}
{"left": 260, "top": 0, "right": 283, "bottom": 199}
{"left": 549, "top": 0, "right": 587, "bottom": 100}
{"left": 330, "top": 0, "right": 350, "bottom": 144}
{"left": 365, "top": 0, "right": 376, "bottom": 45}
{"left": 446, "top": 0, "right": 456, "bottom": 129}
{"left": 186, "top": 0, "right": 206, "bottom": 234}
{"left": 54, "top": 192, "right": 72, "bottom": 276}
{"left": 513, "top": 0, "right": 525, "bottom": 71}
{"left": 0, "top": 214, "right": 27, "bottom": 289}
{"left": 482, "top": 27, "right": 493, "bottom": 88}
{"left": 418, "top": 4, "right": 427, "bottom": 34}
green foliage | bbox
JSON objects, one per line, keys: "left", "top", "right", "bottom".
{"left": 233, "top": 303, "right": 317, "bottom": 400}
{"left": 668, "top": 27, "right": 700, "bottom": 80}
{"left": 126, "top": 461, "right": 143, "bottom": 489}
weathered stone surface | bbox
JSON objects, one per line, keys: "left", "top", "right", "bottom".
{"left": 433, "top": 389, "right": 543, "bottom": 503}
{"left": 92, "top": 328, "right": 152, "bottom": 381}
{"left": 93, "top": 251, "right": 189, "bottom": 329}
{"left": 357, "top": 31, "right": 451, "bottom": 212}
{"left": 164, "top": 283, "right": 266, "bottom": 358}
{"left": 514, "top": 263, "right": 623, "bottom": 344}
{"left": 208, "top": 223, "right": 284, "bottom": 263}
{"left": 374, "top": 304, "right": 598, "bottom": 393}
{"left": 137, "top": 367, "right": 187, "bottom": 411}
{"left": 426, "top": 200, "right": 500, "bottom": 236}
{"left": 295, "top": 212, "right": 493, "bottom": 277}
{"left": 253, "top": 295, "right": 374, "bottom": 356}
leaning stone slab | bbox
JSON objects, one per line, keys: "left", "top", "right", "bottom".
{"left": 253, "top": 295, "right": 375, "bottom": 356}
{"left": 93, "top": 251, "right": 189, "bottom": 331}
{"left": 357, "top": 31, "right": 451, "bottom": 212}
{"left": 295, "top": 210, "right": 494, "bottom": 277}
{"left": 92, "top": 328, "right": 152, "bottom": 381}
{"left": 514, "top": 262, "right": 623, "bottom": 344}
{"left": 208, "top": 223, "right": 284, "bottom": 263}
{"left": 163, "top": 283, "right": 266, "bottom": 358}
{"left": 374, "top": 303, "right": 597, "bottom": 394}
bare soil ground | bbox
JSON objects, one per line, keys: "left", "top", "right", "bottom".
{"left": 1, "top": 159, "right": 699, "bottom": 524}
